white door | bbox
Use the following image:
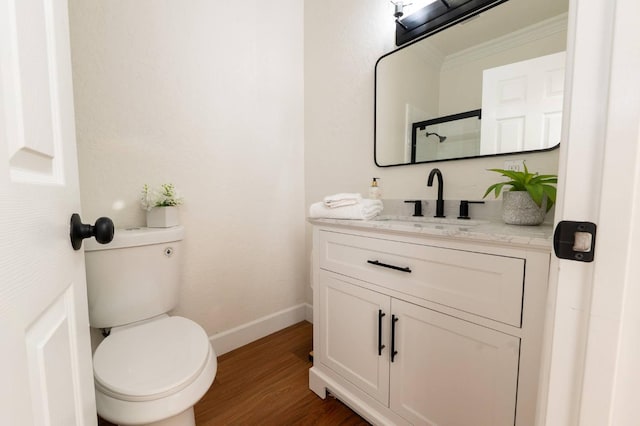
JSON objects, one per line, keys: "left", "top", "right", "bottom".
{"left": 541, "top": 0, "right": 640, "bottom": 424}
{"left": 480, "top": 52, "right": 565, "bottom": 155}
{"left": 0, "top": 0, "right": 97, "bottom": 425}
{"left": 318, "top": 271, "right": 391, "bottom": 405}
{"left": 389, "top": 299, "right": 520, "bottom": 426}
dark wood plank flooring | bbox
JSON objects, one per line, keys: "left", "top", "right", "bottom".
{"left": 99, "top": 321, "right": 368, "bottom": 425}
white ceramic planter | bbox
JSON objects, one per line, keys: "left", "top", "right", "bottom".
{"left": 502, "top": 192, "right": 547, "bottom": 225}
{"left": 146, "top": 206, "right": 180, "bottom": 228}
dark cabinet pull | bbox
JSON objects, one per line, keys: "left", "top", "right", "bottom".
{"left": 367, "top": 260, "right": 412, "bottom": 273}
{"left": 378, "top": 310, "right": 386, "bottom": 356}
{"left": 391, "top": 315, "right": 399, "bottom": 362}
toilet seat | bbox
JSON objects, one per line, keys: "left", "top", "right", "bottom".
{"left": 93, "top": 316, "right": 211, "bottom": 402}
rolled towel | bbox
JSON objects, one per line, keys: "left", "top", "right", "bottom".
{"left": 323, "top": 192, "right": 362, "bottom": 208}
{"left": 309, "top": 199, "right": 383, "bottom": 220}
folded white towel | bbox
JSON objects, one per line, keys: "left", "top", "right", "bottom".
{"left": 323, "top": 192, "right": 362, "bottom": 208}
{"left": 309, "top": 199, "right": 383, "bottom": 220}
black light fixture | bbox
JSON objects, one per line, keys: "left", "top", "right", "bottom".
{"left": 390, "top": 1, "right": 413, "bottom": 29}
{"left": 394, "top": 0, "right": 508, "bottom": 46}
{"left": 391, "top": 1, "right": 409, "bottom": 18}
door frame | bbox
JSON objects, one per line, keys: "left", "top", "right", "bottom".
{"left": 539, "top": 0, "right": 640, "bottom": 424}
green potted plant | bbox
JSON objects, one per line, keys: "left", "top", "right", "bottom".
{"left": 141, "top": 183, "right": 183, "bottom": 228}
{"left": 483, "top": 163, "right": 557, "bottom": 225}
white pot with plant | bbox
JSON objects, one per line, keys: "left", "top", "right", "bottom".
{"left": 141, "top": 183, "right": 183, "bottom": 228}
{"left": 483, "top": 163, "right": 557, "bottom": 225}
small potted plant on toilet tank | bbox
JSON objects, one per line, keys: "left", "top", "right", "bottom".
{"left": 141, "top": 183, "right": 183, "bottom": 227}
{"left": 483, "top": 162, "right": 557, "bottom": 225}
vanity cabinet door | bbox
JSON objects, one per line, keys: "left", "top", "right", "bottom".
{"left": 389, "top": 299, "right": 520, "bottom": 426}
{"left": 318, "top": 271, "right": 391, "bottom": 405}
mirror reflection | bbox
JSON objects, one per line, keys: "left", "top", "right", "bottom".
{"left": 375, "top": 0, "right": 569, "bottom": 166}
{"left": 413, "top": 110, "right": 481, "bottom": 163}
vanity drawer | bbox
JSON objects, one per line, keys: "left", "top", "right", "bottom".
{"left": 318, "top": 230, "right": 525, "bottom": 327}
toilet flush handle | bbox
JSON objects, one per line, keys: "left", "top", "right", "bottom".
{"left": 69, "top": 213, "right": 114, "bottom": 250}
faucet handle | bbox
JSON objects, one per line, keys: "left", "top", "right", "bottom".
{"left": 458, "top": 200, "right": 485, "bottom": 219}
{"left": 404, "top": 200, "right": 424, "bottom": 217}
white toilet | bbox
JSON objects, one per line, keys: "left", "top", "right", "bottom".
{"left": 84, "top": 226, "right": 216, "bottom": 426}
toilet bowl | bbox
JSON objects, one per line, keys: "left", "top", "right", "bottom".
{"left": 84, "top": 226, "right": 217, "bottom": 425}
{"left": 93, "top": 316, "right": 217, "bottom": 426}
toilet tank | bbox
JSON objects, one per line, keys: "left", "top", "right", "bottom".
{"left": 84, "top": 226, "right": 184, "bottom": 329}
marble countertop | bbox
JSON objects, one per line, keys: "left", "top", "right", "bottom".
{"left": 308, "top": 215, "right": 554, "bottom": 250}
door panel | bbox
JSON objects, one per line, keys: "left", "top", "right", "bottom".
{"left": 390, "top": 299, "right": 520, "bottom": 426}
{"left": 0, "top": 0, "right": 97, "bottom": 424}
{"left": 318, "top": 271, "right": 391, "bottom": 405}
{"left": 26, "top": 286, "right": 83, "bottom": 425}
{"left": 3, "top": 0, "right": 69, "bottom": 184}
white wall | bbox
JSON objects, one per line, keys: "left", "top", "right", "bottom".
{"left": 69, "top": 0, "right": 562, "bottom": 334}
{"left": 69, "top": 0, "right": 306, "bottom": 337}
{"left": 305, "top": 0, "right": 559, "bottom": 205}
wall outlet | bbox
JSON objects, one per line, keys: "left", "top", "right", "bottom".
{"left": 504, "top": 159, "right": 525, "bottom": 172}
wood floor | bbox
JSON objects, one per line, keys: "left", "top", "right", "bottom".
{"left": 99, "top": 321, "right": 369, "bottom": 425}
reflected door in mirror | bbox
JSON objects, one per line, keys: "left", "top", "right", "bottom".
{"left": 481, "top": 52, "right": 565, "bottom": 155}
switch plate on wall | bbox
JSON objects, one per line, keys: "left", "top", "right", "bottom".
{"left": 504, "top": 160, "right": 525, "bottom": 172}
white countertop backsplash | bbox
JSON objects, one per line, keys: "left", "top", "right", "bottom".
{"left": 308, "top": 199, "right": 554, "bottom": 250}
{"left": 380, "top": 198, "right": 555, "bottom": 223}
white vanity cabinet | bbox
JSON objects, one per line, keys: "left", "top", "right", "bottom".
{"left": 309, "top": 222, "right": 552, "bottom": 426}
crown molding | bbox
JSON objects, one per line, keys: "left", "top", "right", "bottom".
{"left": 442, "top": 13, "right": 568, "bottom": 71}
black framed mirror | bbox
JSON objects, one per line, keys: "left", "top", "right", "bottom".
{"left": 375, "top": 0, "right": 569, "bottom": 167}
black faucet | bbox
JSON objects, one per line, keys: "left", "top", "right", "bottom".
{"left": 458, "top": 200, "right": 485, "bottom": 219}
{"left": 404, "top": 200, "right": 423, "bottom": 217}
{"left": 427, "top": 168, "right": 445, "bottom": 218}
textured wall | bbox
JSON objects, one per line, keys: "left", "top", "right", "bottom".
{"left": 69, "top": 0, "right": 562, "bottom": 329}
{"left": 69, "top": 0, "right": 306, "bottom": 336}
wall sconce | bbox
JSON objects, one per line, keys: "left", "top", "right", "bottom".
{"left": 394, "top": 0, "right": 507, "bottom": 46}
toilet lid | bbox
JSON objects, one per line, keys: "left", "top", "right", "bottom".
{"left": 93, "top": 316, "right": 211, "bottom": 400}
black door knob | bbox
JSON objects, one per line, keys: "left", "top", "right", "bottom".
{"left": 70, "top": 213, "right": 115, "bottom": 250}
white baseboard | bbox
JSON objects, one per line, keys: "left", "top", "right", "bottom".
{"left": 210, "top": 303, "right": 313, "bottom": 356}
